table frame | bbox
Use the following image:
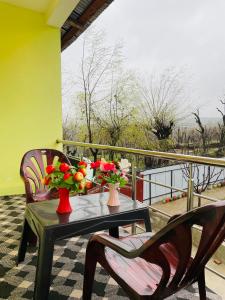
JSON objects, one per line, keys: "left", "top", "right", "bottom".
{"left": 17, "top": 194, "right": 151, "bottom": 300}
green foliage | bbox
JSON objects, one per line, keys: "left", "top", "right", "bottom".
{"left": 44, "top": 162, "right": 86, "bottom": 193}
{"left": 97, "top": 171, "right": 128, "bottom": 187}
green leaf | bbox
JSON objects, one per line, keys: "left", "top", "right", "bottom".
{"left": 55, "top": 161, "right": 61, "bottom": 171}
{"left": 64, "top": 176, "right": 74, "bottom": 185}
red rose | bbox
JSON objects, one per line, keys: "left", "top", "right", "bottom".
{"left": 90, "top": 161, "right": 101, "bottom": 169}
{"left": 59, "top": 163, "right": 70, "bottom": 173}
{"left": 46, "top": 165, "right": 55, "bottom": 174}
{"left": 100, "top": 162, "right": 116, "bottom": 172}
{"left": 63, "top": 173, "right": 71, "bottom": 181}
{"left": 78, "top": 161, "right": 87, "bottom": 168}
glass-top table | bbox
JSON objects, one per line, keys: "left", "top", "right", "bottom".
{"left": 17, "top": 192, "right": 151, "bottom": 300}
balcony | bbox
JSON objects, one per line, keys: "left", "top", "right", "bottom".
{"left": 3, "top": 0, "right": 224, "bottom": 298}
{"left": 1, "top": 140, "right": 225, "bottom": 299}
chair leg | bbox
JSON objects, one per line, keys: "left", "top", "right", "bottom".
{"left": 82, "top": 245, "right": 97, "bottom": 300}
{"left": 198, "top": 270, "right": 206, "bottom": 300}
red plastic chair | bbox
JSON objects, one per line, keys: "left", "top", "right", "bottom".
{"left": 83, "top": 201, "right": 225, "bottom": 299}
{"left": 20, "top": 149, "right": 71, "bottom": 204}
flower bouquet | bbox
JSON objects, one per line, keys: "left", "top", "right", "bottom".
{"left": 91, "top": 158, "right": 131, "bottom": 206}
{"left": 43, "top": 161, "right": 92, "bottom": 214}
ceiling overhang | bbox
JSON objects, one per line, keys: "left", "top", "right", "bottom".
{"left": 0, "top": 0, "right": 114, "bottom": 51}
{"left": 46, "top": 0, "right": 80, "bottom": 28}
{"left": 61, "top": 0, "right": 114, "bottom": 51}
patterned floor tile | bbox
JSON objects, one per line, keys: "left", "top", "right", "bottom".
{"left": 0, "top": 196, "right": 222, "bottom": 300}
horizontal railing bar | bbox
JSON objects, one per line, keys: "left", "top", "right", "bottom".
{"left": 143, "top": 165, "right": 225, "bottom": 176}
{"left": 205, "top": 266, "right": 225, "bottom": 280}
{"left": 135, "top": 223, "right": 146, "bottom": 232}
{"left": 88, "top": 169, "right": 221, "bottom": 203}
{"left": 138, "top": 175, "right": 220, "bottom": 203}
{"left": 57, "top": 139, "right": 225, "bottom": 167}
{"left": 135, "top": 175, "right": 185, "bottom": 193}
{"left": 148, "top": 205, "right": 171, "bottom": 218}
{"left": 193, "top": 193, "right": 219, "bottom": 203}
{"left": 142, "top": 164, "right": 203, "bottom": 175}
{"left": 143, "top": 193, "right": 178, "bottom": 201}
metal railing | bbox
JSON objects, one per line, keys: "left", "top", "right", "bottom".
{"left": 57, "top": 139, "right": 225, "bottom": 166}
{"left": 57, "top": 139, "right": 225, "bottom": 212}
{"left": 57, "top": 139, "right": 225, "bottom": 280}
{"left": 141, "top": 165, "right": 225, "bottom": 203}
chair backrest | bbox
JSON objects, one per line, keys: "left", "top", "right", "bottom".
{"left": 139, "top": 201, "right": 225, "bottom": 298}
{"left": 20, "top": 149, "right": 71, "bottom": 203}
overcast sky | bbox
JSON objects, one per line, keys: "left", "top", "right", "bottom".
{"left": 62, "top": 0, "right": 225, "bottom": 118}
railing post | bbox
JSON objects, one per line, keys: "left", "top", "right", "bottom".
{"left": 187, "top": 163, "right": 194, "bottom": 211}
{"left": 149, "top": 174, "right": 152, "bottom": 205}
{"left": 131, "top": 156, "right": 137, "bottom": 234}
{"left": 131, "top": 158, "right": 137, "bottom": 202}
{"left": 170, "top": 170, "right": 173, "bottom": 198}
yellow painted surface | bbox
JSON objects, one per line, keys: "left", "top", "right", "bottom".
{"left": 0, "top": 2, "right": 62, "bottom": 196}
{"left": 0, "top": 0, "right": 50, "bottom": 13}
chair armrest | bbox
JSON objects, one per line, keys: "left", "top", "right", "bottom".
{"left": 167, "top": 214, "right": 182, "bottom": 224}
{"left": 90, "top": 233, "right": 151, "bottom": 258}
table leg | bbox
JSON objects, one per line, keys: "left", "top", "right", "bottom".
{"left": 34, "top": 231, "right": 54, "bottom": 300}
{"left": 143, "top": 209, "right": 152, "bottom": 232}
{"left": 17, "top": 219, "right": 30, "bottom": 264}
{"left": 109, "top": 227, "right": 119, "bottom": 238}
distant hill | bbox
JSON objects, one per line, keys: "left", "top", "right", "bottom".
{"left": 177, "top": 117, "right": 221, "bottom": 128}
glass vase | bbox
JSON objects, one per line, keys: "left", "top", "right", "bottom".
{"left": 107, "top": 183, "right": 120, "bottom": 206}
{"left": 56, "top": 188, "right": 72, "bottom": 214}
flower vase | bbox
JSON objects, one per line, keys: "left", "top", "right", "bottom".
{"left": 57, "top": 188, "right": 72, "bottom": 214}
{"left": 107, "top": 183, "right": 120, "bottom": 206}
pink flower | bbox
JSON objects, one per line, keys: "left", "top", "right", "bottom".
{"left": 100, "top": 162, "right": 116, "bottom": 172}
{"left": 123, "top": 176, "right": 129, "bottom": 182}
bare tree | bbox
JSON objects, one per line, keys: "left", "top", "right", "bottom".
{"left": 139, "top": 68, "right": 190, "bottom": 146}
{"left": 77, "top": 29, "right": 122, "bottom": 161}
{"left": 152, "top": 117, "right": 174, "bottom": 140}
{"left": 182, "top": 164, "right": 222, "bottom": 207}
{"left": 192, "top": 109, "right": 208, "bottom": 154}
{"left": 94, "top": 70, "right": 137, "bottom": 158}
{"left": 217, "top": 98, "right": 225, "bottom": 156}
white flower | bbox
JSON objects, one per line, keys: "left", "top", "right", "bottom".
{"left": 118, "top": 159, "right": 131, "bottom": 172}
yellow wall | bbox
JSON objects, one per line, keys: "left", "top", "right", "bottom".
{"left": 0, "top": 2, "right": 62, "bottom": 196}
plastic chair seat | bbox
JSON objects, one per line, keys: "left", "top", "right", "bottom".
{"left": 83, "top": 201, "right": 225, "bottom": 299}
{"left": 105, "top": 234, "right": 183, "bottom": 296}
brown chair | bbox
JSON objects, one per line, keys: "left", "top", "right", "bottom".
{"left": 20, "top": 148, "right": 71, "bottom": 204}
{"left": 83, "top": 201, "right": 225, "bottom": 299}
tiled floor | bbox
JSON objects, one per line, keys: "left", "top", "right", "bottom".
{"left": 0, "top": 195, "right": 223, "bottom": 299}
